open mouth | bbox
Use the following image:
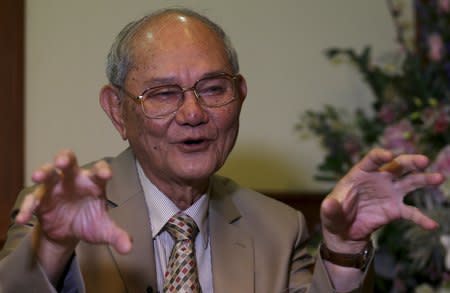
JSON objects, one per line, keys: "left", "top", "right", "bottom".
{"left": 177, "top": 139, "right": 211, "bottom": 151}
{"left": 183, "top": 139, "right": 205, "bottom": 145}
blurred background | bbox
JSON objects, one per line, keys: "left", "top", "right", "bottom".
{"left": 23, "top": 0, "right": 402, "bottom": 191}
{"left": 0, "top": 0, "right": 404, "bottom": 245}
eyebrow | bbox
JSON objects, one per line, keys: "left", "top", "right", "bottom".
{"left": 142, "top": 70, "right": 232, "bottom": 88}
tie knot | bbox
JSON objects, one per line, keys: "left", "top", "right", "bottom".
{"left": 165, "top": 213, "right": 199, "bottom": 241}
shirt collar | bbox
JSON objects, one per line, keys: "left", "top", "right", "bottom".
{"left": 136, "top": 161, "right": 210, "bottom": 248}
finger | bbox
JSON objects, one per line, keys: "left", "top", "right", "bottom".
{"left": 106, "top": 223, "right": 133, "bottom": 254}
{"left": 395, "top": 173, "right": 444, "bottom": 194}
{"left": 356, "top": 148, "right": 394, "bottom": 173}
{"left": 320, "top": 197, "right": 348, "bottom": 234}
{"left": 378, "top": 154, "right": 430, "bottom": 177}
{"left": 15, "top": 185, "right": 46, "bottom": 224}
{"left": 84, "top": 160, "right": 112, "bottom": 196}
{"left": 90, "top": 160, "right": 112, "bottom": 183}
{"left": 54, "top": 149, "right": 79, "bottom": 181}
{"left": 401, "top": 205, "right": 438, "bottom": 230}
{"left": 390, "top": 154, "right": 430, "bottom": 173}
{"left": 31, "top": 163, "right": 61, "bottom": 185}
{"left": 112, "top": 230, "right": 133, "bottom": 254}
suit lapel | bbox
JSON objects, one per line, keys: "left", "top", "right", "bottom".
{"left": 106, "top": 148, "right": 158, "bottom": 292}
{"left": 209, "top": 177, "right": 254, "bottom": 293}
{"left": 103, "top": 151, "right": 255, "bottom": 292}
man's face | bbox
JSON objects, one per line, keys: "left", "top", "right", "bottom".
{"left": 112, "top": 14, "right": 246, "bottom": 188}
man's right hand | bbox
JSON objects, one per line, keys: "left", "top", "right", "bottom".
{"left": 15, "top": 149, "right": 132, "bottom": 284}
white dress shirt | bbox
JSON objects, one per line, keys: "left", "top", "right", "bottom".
{"left": 136, "top": 162, "right": 213, "bottom": 293}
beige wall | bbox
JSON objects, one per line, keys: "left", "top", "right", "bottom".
{"left": 26, "top": 0, "right": 406, "bottom": 191}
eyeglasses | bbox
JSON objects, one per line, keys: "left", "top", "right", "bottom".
{"left": 115, "top": 73, "right": 240, "bottom": 119}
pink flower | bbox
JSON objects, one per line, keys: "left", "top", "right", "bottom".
{"left": 426, "top": 145, "right": 450, "bottom": 205}
{"left": 422, "top": 105, "right": 450, "bottom": 134}
{"left": 377, "top": 101, "right": 406, "bottom": 124}
{"left": 422, "top": 107, "right": 435, "bottom": 122}
{"left": 439, "top": 0, "right": 450, "bottom": 13}
{"left": 343, "top": 135, "right": 362, "bottom": 163}
{"left": 434, "top": 111, "right": 450, "bottom": 133}
{"left": 379, "top": 120, "right": 417, "bottom": 155}
{"left": 377, "top": 104, "right": 397, "bottom": 123}
{"left": 428, "top": 33, "right": 444, "bottom": 62}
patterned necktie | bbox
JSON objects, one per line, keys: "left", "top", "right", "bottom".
{"left": 163, "top": 213, "right": 202, "bottom": 293}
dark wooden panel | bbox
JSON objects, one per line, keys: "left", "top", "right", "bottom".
{"left": 264, "top": 191, "right": 326, "bottom": 235}
{"left": 0, "top": 0, "right": 24, "bottom": 248}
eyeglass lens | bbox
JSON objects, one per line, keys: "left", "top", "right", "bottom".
{"left": 141, "top": 75, "right": 235, "bottom": 117}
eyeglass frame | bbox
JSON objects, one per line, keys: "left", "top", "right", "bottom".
{"left": 113, "top": 72, "right": 242, "bottom": 119}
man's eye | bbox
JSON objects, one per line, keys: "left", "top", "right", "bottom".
{"left": 148, "top": 89, "right": 179, "bottom": 99}
{"left": 199, "top": 85, "right": 226, "bottom": 96}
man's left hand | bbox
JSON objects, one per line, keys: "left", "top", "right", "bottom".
{"left": 320, "top": 148, "right": 444, "bottom": 253}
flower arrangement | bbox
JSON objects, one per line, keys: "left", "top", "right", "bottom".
{"left": 297, "top": 0, "right": 450, "bottom": 291}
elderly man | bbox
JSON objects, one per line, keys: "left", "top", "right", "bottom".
{"left": 0, "top": 8, "right": 443, "bottom": 293}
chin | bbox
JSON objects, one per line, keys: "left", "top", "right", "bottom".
{"left": 177, "top": 168, "right": 215, "bottom": 181}
{"left": 173, "top": 161, "right": 219, "bottom": 182}
{"left": 171, "top": 152, "right": 222, "bottom": 177}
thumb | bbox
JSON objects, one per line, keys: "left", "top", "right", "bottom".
{"left": 320, "top": 196, "right": 347, "bottom": 234}
{"left": 108, "top": 224, "right": 133, "bottom": 254}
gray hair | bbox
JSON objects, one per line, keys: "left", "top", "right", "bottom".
{"left": 105, "top": 7, "right": 240, "bottom": 88}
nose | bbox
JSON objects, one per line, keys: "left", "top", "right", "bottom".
{"left": 174, "top": 89, "right": 209, "bottom": 126}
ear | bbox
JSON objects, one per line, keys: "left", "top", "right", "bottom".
{"left": 99, "top": 85, "right": 128, "bottom": 140}
{"left": 237, "top": 75, "right": 247, "bottom": 103}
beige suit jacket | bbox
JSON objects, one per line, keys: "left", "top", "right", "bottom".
{"left": 0, "top": 148, "right": 371, "bottom": 292}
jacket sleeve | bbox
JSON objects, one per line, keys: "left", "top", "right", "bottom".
{"left": 289, "top": 211, "right": 374, "bottom": 293}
